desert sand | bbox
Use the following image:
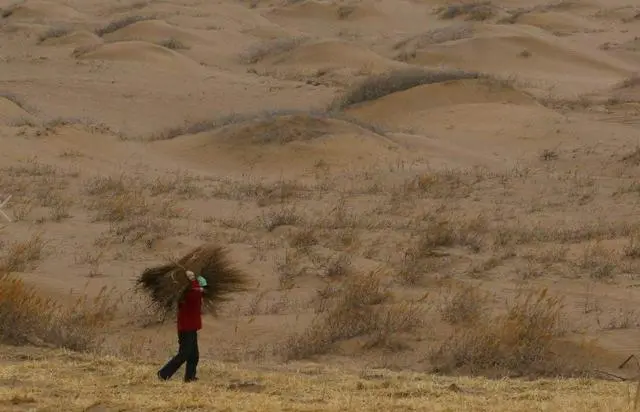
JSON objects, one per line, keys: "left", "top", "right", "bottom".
{"left": 2, "top": 0, "right": 640, "bottom": 410}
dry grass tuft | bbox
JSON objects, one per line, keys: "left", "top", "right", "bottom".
{"left": 0, "top": 273, "right": 118, "bottom": 351}
{"left": 329, "top": 68, "right": 480, "bottom": 110}
{"left": 261, "top": 206, "right": 302, "bottom": 231}
{"left": 439, "top": 282, "right": 488, "bottom": 325}
{"left": 240, "top": 36, "right": 308, "bottom": 64}
{"left": 431, "top": 288, "right": 590, "bottom": 377}
{"left": 158, "top": 38, "right": 189, "bottom": 50}
{"left": 436, "top": 2, "right": 496, "bottom": 21}
{"left": 38, "top": 26, "right": 72, "bottom": 43}
{"left": 282, "top": 270, "right": 425, "bottom": 360}
{"left": 95, "top": 15, "right": 154, "bottom": 37}
{"left": 0, "top": 233, "right": 46, "bottom": 273}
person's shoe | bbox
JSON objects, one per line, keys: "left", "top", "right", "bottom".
{"left": 184, "top": 377, "right": 198, "bottom": 383}
{"left": 157, "top": 371, "right": 168, "bottom": 381}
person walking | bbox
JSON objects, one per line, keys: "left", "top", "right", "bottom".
{"left": 157, "top": 270, "right": 207, "bottom": 383}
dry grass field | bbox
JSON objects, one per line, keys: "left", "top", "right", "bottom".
{"left": 3, "top": 0, "right": 640, "bottom": 410}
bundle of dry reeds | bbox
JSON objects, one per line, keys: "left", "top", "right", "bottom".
{"left": 135, "top": 243, "right": 249, "bottom": 316}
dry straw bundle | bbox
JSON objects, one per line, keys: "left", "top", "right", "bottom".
{"left": 135, "top": 243, "right": 249, "bottom": 316}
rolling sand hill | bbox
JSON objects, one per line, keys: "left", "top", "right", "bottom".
{"left": 3, "top": 0, "right": 640, "bottom": 410}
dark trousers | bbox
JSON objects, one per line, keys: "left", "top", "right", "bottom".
{"left": 158, "top": 330, "right": 199, "bottom": 381}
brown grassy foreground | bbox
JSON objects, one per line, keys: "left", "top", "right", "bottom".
{"left": 0, "top": 345, "right": 635, "bottom": 412}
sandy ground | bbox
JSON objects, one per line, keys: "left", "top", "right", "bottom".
{"left": 3, "top": 0, "right": 640, "bottom": 407}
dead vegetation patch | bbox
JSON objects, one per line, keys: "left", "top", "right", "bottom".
{"left": 158, "top": 38, "right": 189, "bottom": 50}
{"left": 38, "top": 26, "right": 72, "bottom": 43}
{"left": 0, "top": 158, "right": 79, "bottom": 223}
{"left": 281, "top": 270, "right": 426, "bottom": 360}
{"left": 431, "top": 288, "right": 595, "bottom": 378}
{"left": 80, "top": 172, "right": 194, "bottom": 246}
{"left": 239, "top": 36, "right": 309, "bottom": 64}
{"left": 0, "top": 271, "right": 119, "bottom": 351}
{"left": 0, "top": 233, "right": 46, "bottom": 273}
{"left": 95, "top": 15, "right": 155, "bottom": 37}
{"left": 436, "top": 2, "right": 497, "bottom": 21}
{"left": 439, "top": 282, "right": 488, "bottom": 325}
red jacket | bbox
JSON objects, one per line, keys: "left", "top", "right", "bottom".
{"left": 177, "top": 279, "right": 203, "bottom": 331}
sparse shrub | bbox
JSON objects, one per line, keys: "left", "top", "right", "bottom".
{"left": 274, "top": 249, "right": 306, "bottom": 289}
{"left": 89, "top": 190, "right": 149, "bottom": 222}
{"left": 282, "top": 270, "right": 424, "bottom": 359}
{"left": 617, "top": 74, "right": 640, "bottom": 89}
{"left": 431, "top": 288, "right": 577, "bottom": 377}
{"left": 624, "top": 235, "right": 640, "bottom": 258}
{"left": 621, "top": 146, "right": 640, "bottom": 166}
{"left": 38, "top": 26, "right": 71, "bottom": 43}
{"left": 518, "top": 49, "right": 532, "bottom": 58}
{"left": 95, "top": 16, "right": 154, "bottom": 37}
{"left": 0, "top": 273, "right": 118, "bottom": 351}
{"left": 577, "top": 243, "right": 617, "bottom": 281}
{"left": 239, "top": 36, "right": 308, "bottom": 64}
{"left": 323, "top": 253, "right": 353, "bottom": 278}
{"left": 83, "top": 174, "right": 151, "bottom": 222}
{"left": 1, "top": 234, "right": 46, "bottom": 273}
{"left": 146, "top": 172, "right": 202, "bottom": 199}
{"left": 337, "top": 5, "right": 355, "bottom": 19}
{"left": 329, "top": 68, "right": 480, "bottom": 110}
{"left": 403, "top": 169, "right": 473, "bottom": 199}
{"left": 289, "top": 226, "right": 318, "bottom": 251}
{"left": 261, "top": 206, "right": 302, "bottom": 231}
{"left": 83, "top": 174, "right": 131, "bottom": 196}
{"left": 108, "top": 216, "right": 172, "bottom": 246}
{"left": 48, "top": 196, "right": 72, "bottom": 221}
{"left": 394, "top": 215, "right": 485, "bottom": 286}
{"left": 540, "top": 149, "right": 558, "bottom": 161}
{"left": 158, "top": 38, "right": 189, "bottom": 50}
{"left": 256, "top": 179, "right": 302, "bottom": 207}
{"left": 437, "top": 2, "right": 495, "bottom": 21}
{"left": 439, "top": 283, "right": 488, "bottom": 325}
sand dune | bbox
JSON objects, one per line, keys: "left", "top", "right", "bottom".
{"left": 72, "top": 40, "right": 204, "bottom": 70}
{"left": 258, "top": 39, "right": 407, "bottom": 76}
{"left": 1, "top": 0, "right": 85, "bottom": 21}
{"left": 345, "top": 78, "right": 537, "bottom": 119}
{"left": 514, "top": 11, "right": 601, "bottom": 35}
{"left": 267, "top": 0, "right": 381, "bottom": 21}
{"left": 152, "top": 113, "right": 403, "bottom": 172}
{"left": 101, "top": 19, "right": 206, "bottom": 45}
{"left": 408, "top": 25, "right": 633, "bottom": 88}
{"left": 39, "top": 30, "right": 103, "bottom": 47}
{"left": 0, "top": 96, "right": 34, "bottom": 125}
{"left": 343, "top": 77, "right": 567, "bottom": 155}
